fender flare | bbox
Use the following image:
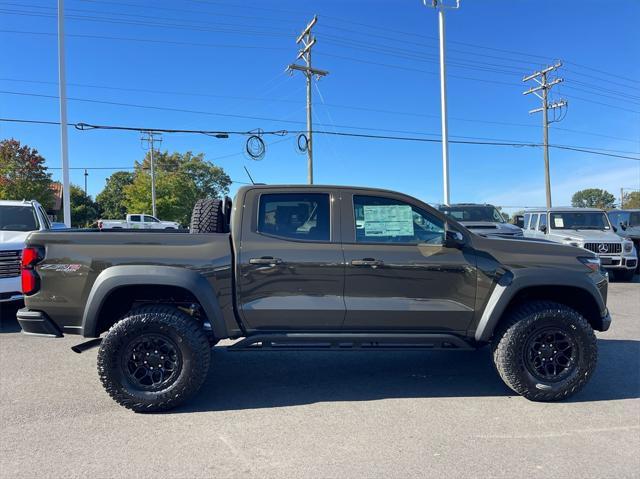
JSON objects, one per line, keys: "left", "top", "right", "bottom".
{"left": 82, "top": 265, "right": 228, "bottom": 338}
{"left": 474, "top": 270, "right": 607, "bottom": 342}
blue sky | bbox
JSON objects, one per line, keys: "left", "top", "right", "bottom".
{"left": 1, "top": 0, "right": 639, "bottom": 213}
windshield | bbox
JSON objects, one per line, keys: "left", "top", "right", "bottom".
{"left": 549, "top": 212, "right": 610, "bottom": 230}
{"left": 631, "top": 212, "right": 640, "bottom": 226}
{"left": 441, "top": 206, "right": 505, "bottom": 223}
{"left": 0, "top": 205, "right": 39, "bottom": 232}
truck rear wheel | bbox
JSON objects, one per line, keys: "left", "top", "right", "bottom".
{"left": 491, "top": 301, "right": 597, "bottom": 401}
{"left": 97, "top": 305, "right": 210, "bottom": 412}
{"left": 190, "top": 198, "right": 225, "bottom": 233}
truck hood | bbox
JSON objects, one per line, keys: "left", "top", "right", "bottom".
{"left": 461, "top": 221, "right": 522, "bottom": 236}
{"left": 0, "top": 230, "right": 30, "bottom": 246}
{"left": 549, "top": 230, "right": 622, "bottom": 243}
{"left": 473, "top": 234, "right": 589, "bottom": 267}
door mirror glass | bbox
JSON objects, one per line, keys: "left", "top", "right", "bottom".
{"left": 444, "top": 228, "right": 465, "bottom": 248}
{"left": 538, "top": 224, "right": 547, "bottom": 233}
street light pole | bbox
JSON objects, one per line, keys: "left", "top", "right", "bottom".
{"left": 424, "top": 0, "right": 460, "bottom": 206}
{"left": 57, "top": 0, "right": 71, "bottom": 227}
{"left": 437, "top": 5, "right": 450, "bottom": 206}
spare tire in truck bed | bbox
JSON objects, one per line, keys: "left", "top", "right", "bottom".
{"left": 190, "top": 198, "right": 226, "bottom": 233}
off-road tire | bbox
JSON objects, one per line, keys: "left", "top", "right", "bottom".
{"left": 97, "top": 305, "right": 211, "bottom": 413}
{"left": 491, "top": 301, "right": 597, "bottom": 401}
{"left": 190, "top": 198, "right": 225, "bottom": 233}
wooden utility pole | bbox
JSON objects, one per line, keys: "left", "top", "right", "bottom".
{"left": 523, "top": 62, "right": 567, "bottom": 209}
{"left": 287, "top": 15, "right": 328, "bottom": 184}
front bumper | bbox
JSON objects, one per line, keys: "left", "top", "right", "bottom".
{"left": 16, "top": 309, "right": 63, "bottom": 337}
{"left": 0, "top": 276, "right": 22, "bottom": 303}
{"left": 598, "top": 255, "right": 637, "bottom": 270}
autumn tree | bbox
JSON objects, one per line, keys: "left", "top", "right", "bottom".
{"left": 571, "top": 188, "right": 616, "bottom": 210}
{"left": 0, "top": 138, "right": 54, "bottom": 207}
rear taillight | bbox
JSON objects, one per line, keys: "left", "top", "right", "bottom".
{"left": 21, "top": 247, "right": 42, "bottom": 295}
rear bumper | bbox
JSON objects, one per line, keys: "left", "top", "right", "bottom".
{"left": 16, "top": 309, "right": 63, "bottom": 338}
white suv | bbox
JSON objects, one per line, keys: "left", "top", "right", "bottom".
{"left": 523, "top": 207, "right": 637, "bottom": 281}
{"left": 0, "top": 200, "right": 51, "bottom": 303}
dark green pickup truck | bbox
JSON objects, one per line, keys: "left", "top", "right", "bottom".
{"left": 18, "top": 185, "right": 611, "bottom": 412}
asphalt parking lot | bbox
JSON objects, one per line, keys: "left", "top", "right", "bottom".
{"left": 1, "top": 278, "right": 639, "bottom": 479}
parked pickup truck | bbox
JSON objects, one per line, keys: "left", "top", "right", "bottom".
{"left": 18, "top": 185, "right": 611, "bottom": 412}
{"left": 98, "top": 214, "right": 180, "bottom": 230}
{"left": 0, "top": 199, "right": 51, "bottom": 304}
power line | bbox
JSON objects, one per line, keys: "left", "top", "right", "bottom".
{"left": 2, "top": 117, "right": 638, "bottom": 160}
{"left": 7, "top": 90, "right": 638, "bottom": 152}
{"left": 22, "top": 0, "right": 635, "bottom": 89}
{"left": 2, "top": 76, "right": 636, "bottom": 143}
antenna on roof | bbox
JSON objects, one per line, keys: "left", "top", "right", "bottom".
{"left": 243, "top": 166, "right": 256, "bottom": 185}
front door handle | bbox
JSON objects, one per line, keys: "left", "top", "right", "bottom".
{"left": 249, "top": 256, "right": 283, "bottom": 266}
{"left": 351, "top": 258, "right": 384, "bottom": 267}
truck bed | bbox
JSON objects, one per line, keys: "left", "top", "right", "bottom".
{"left": 24, "top": 230, "right": 233, "bottom": 334}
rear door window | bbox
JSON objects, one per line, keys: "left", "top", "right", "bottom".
{"left": 258, "top": 193, "right": 330, "bottom": 242}
{"left": 528, "top": 214, "right": 539, "bottom": 230}
{"left": 129, "top": 215, "right": 141, "bottom": 222}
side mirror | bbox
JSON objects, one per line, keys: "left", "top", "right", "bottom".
{"left": 538, "top": 224, "right": 547, "bottom": 233}
{"left": 444, "top": 225, "right": 465, "bottom": 249}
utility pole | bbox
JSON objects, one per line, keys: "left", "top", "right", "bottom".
{"left": 58, "top": 0, "right": 71, "bottom": 227}
{"left": 141, "top": 131, "right": 162, "bottom": 217}
{"left": 423, "top": 0, "right": 460, "bottom": 206}
{"left": 84, "top": 168, "right": 88, "bottom": 227}
{"left": 523, "top": 62, "right": 567, "bottom": 209}
{"left": 287, "top": 15, "right": 328, "bottom": 184}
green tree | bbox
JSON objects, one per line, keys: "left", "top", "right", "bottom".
{"left": 622, "top": 191, "right": 640, "bottom": 209}
{"left": 571, "top": 188, "right": 616, "bottom": 210}
{"left": 0, "top": 138, "right": 54, "bottom": 207}
{"left": 69, "top": 184, "right": 100, "bottom": 228}
{"left": 95, "top": 171, "right": 134, "bottom": 219}
{"left": 123, "top": 151, "right": 231, "bottom": 225}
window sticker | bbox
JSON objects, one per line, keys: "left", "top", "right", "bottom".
{"left": 554, "top": 217, "right": 564, "bottom": 228}
{"left": 363, "top": 205, "right": 414, "bottom": 237}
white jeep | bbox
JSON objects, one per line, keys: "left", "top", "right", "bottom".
{"left": 523, "top": 207, "right": 637, "bottom": 281}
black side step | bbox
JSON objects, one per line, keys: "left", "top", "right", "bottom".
{"left": 228, "top": 333, "right": 474, "bottom": 352}
{"left": 71, "top": 338, "right": 103, "bottom": 354}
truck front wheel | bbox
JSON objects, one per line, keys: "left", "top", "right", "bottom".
{"left": 491, "top": 301, "right": 597, "bottom": 401}
{"left": 97, "top": 305, "right": 211, "bottom": 412}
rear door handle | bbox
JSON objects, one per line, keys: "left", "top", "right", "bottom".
{"left": 249, "top": 256, "right": 283, "bottom": 266}
{"left": 351, "top": 258, "right": 384, "bottom": 267}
